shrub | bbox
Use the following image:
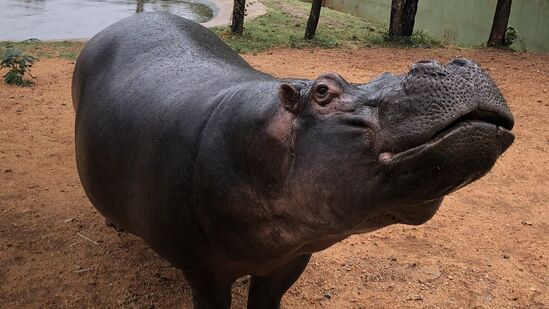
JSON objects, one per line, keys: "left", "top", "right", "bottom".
{"left": 1, "top": 48, "right": 38, "bottom": 86}
{"left": 504, "top": 26, "right": 518, "bottom": 47}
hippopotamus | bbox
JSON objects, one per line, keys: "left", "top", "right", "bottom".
{"left": 72, "top": 12, "right": 514, "bottom": 308}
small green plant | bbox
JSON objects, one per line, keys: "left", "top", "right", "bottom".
{"left": 504, "top": 26, "right": 518, "bottom": 46}
{"left": 288, "top": 35, "right": 300, "bottom": 48}
{"left": 1, "top": 48, "right": 38, "bottom": 86}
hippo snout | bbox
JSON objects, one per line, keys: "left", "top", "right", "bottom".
{"left": 377, "top": 58, "right": 514, "bottom": 156}
{"left": 370, "top": 58, "right": 514, "bottom": 203}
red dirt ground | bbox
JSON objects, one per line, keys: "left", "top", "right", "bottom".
{"left": 1, "top": 47, "right": 548, "bottom": 308}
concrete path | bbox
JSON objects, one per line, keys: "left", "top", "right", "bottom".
{"left": 202, "top": 0, "right": 267, "bottom": 28}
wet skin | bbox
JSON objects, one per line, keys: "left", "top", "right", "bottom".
{"left": 72, "top": 12, "right": 514, "bottom": 308}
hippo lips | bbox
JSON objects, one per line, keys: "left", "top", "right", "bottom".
{"left": 378, "top": 110, "right": 514, "bottom": 164}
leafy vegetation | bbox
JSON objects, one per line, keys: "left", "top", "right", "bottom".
{"left": 1, "top": 48, "right": 38, "bottom": 86}
{"left": 504, "top": 26, "right": 517, "bottom": 47}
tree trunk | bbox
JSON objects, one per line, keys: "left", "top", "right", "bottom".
{"left": 136, "top": 0, "right": 144, "bottom": 13}
{"left": 231, "top": 0, "right": 246, "bottom": 35}
{"left": 389, "top": 0, "right": 404, "bottom": 37}
{"left": 488, "top": 0, "right": 512, "bottom": 47}
{"left": 389, "top": 0, "right": 419, "bottom": 38}
{"left": 401, "top": 0, "right": 419, "bottom": 36}
{"left": 305, "top": 0, "right": 323, "bottom": 40}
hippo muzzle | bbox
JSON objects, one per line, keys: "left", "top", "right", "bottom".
{"left": 350, "top": 59, "right": 515, "bottom": 225}
{"left": 377, "top": 58, "right": 513, "bottom": 156}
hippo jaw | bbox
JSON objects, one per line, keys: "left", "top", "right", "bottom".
{"left": 278, "top": 58, "right": 514, "bottom": 233}
{"left": 379, "top": 116, "right": 514, "bottom": 165}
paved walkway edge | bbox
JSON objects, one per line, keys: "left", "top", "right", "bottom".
{"left": 202, "top": 0, "right": 267, "bottom": 28}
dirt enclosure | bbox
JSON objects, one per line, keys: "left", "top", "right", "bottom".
{"left": 1, "top": 47, "right": 548, "bottom": 308}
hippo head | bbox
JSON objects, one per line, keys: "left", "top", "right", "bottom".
{"left": 274, "top": 59, "right": 514, "bottom": 235}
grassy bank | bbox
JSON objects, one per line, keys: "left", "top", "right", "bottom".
{"left": 212, "top": 0, "right": 386, "bottom": 53}
{"left": 0, "top": 0, "right": 438, "bottom": 60}
{"left": 213, "top": 0, "right": 438, "bottom": 53}
{"left": 0, "top": 40, "right": 84, "bottom": 60}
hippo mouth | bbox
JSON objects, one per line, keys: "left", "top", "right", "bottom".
{"left": 378, "top": 109, "right": 514, "bottom": 164}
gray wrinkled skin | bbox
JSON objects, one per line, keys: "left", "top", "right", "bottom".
{"left": 72, "top": 12, "right": 514, "bottom": 309}
{"left": 375, "top": 59, "right": 512, "bottom": 153}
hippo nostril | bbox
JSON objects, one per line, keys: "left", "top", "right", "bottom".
{"left": 409, "top": 60, "right": 446, "bottom": 76}
{"left": 411, "top": 60, "right": 441, "bottom": 68}
{"left": 450, "top": 58, "right": 473, "bottom": 67}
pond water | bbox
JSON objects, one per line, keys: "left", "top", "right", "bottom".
{"left": 0, "top": 0, "right": 215, "bottom": 41}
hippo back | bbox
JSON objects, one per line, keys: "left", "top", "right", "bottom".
{"left": 73, "top": 12, "right": 259, "bottom": 109}
{"left": 72, "top": 13, "right": 272, "bottom": 258}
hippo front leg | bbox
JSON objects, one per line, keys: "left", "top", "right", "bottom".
{"left": 247, "top": 254, "right": 312, "bottom": 309}
{"left": 187, "top": 271, "right": 234, "bottom": 309}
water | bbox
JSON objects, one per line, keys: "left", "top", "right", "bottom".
{"left": 323, "top": 0, "right": 549, "bottom": 53}
{"left": 0, "top": 0, "right": 215, "bottom": 41}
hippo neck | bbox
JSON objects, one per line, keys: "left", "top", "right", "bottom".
{"left": 190, "top": 78, "right": 313, "bottom": 255}
{"left": 191, "top": 77, "right": 375, "bottom": 261}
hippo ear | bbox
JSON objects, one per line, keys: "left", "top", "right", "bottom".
{"left": 279, "top": 83, "right": 304, "bottom": 114}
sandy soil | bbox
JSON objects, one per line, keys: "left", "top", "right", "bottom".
{"left": 1, "top": 47, "right": 548, "bottom": 308}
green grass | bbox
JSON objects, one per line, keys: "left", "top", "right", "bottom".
{"left": 0, "top": 40, "right": 84, "bottom": 60}
{"left": 370, "top": 29, "right": 441, "bottom": 48}
{"left": 0, "top": 0, "right": 440, "bottom": 59}
{"left": 212, "top": 0, "right": 392, "bottom": 53}
{"left": 58, "top": 51, "right": 79, "bottom": 60}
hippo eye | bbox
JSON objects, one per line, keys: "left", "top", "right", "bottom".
{"left": 317, "top": 85, "right": 329, "bottom": 97}
{"left": 314, "top": 84, "right": 331, "bottom": 105}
